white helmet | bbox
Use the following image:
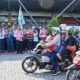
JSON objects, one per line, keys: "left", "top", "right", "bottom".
{"left": 51, "top": 27, "right": 60, "bottom": 32}
{"left": 51, "top": 27, "right": 60, "bottom": 35}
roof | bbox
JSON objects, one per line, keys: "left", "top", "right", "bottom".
{"left": 0, "top": 0, "right": 80, "bottom": 13}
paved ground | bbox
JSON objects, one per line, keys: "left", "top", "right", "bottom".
{"left": 0, "top": 52, "right": 66, "bottom": 80}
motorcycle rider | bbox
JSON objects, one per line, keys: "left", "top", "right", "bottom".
{"left": 45, "top": 27, "right": 61, "bottom": 75}
{"left": 45, "top": 29, "right": 55, "bottom": 53}
{"left": 65, "top": 28, "right": 77, "bottom": 62}
{"left": 56, "top": 31, "right": 66, "bottom": 63}
{"left": 57, "top": 28, "right": 77, "bottom": 64}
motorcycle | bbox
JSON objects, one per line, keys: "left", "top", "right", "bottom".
{"left": 22, "top": 41, "right": 52, "bottom": 73}
{"left": 22, "top": 41, "right": 72, "bottom": 73}
{"left": 66, "top": 51, "right": 80, "bottom": 80}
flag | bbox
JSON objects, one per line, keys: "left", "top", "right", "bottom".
{"left": 18, "top": 6, "right": 25, "bottom": 29}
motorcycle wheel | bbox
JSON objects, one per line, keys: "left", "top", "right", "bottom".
{"left": 66, "top": 69, "right": 80, "bottom": 80}
{"left": 22, "top": 57, "right": 38, "bottom": 73}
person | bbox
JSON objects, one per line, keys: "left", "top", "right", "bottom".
{"left": 39, "top": 28, "right": 55, "bottom": 55}
{"left": 33, "top": 29, "right": 39, "bottom": 48}
{"left": 56, "top": 31, "right": 67, "bottom": 63}
{"left": 0, "top": 28, "right": 5, "bottom": 52}
{"left": 6, "top": 28, "right": 14, "bottom": 52}
{"left": 3, "top": 27, "right": 8, "bottom": 51}
{"left": 12, "top": 27, "right": 17, "bottom": 51}
{"left": 14, "top": 26, "right": 23, "bottom": 54}
{"left": 22, "top": 27, "right": 27, "bottom": 51}
{"left": 57, "top": 28, "right": 77, "bottom": 64}
{"left": 39, "top": 27, "right": 47, "bottom": 40}
{"left": 27, "top": 27, "right": 34, "bottom": 52}
{"left": 65, "top": 28, "right": 78, "bottom": 61}
{"left": 44, "top": 30, "right": 55, "bottom": 53}
{"left": 45, "top": 27, "right": 61, "bottom": 75}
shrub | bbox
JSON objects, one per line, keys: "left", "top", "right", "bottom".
{"left": 47, "top": 17, "right": 60, "bottom": 34}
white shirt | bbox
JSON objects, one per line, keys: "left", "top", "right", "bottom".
{"left": 0, "top": 31, "right": 5, "bottom": 39}
{"left": 33, "top": 32, "right": 38, "bottom": 42}
{"left": 46, "top": 34, "right": 61, "bottom": 46}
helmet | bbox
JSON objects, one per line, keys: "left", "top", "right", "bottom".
{"left": 51, "top": 27, "right": 60, "bottom": 32}
{"left": 61, "top": 31, "right": 66, "bottom": 35}
{"left": 68, "top": 28, "right": 75, "bottom": 35}
{"left": 51, "top": 27, "right": 60, "bottom": 35}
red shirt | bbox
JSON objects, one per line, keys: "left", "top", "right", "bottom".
{"left": 46, "top": 35, "right": 54, "bottom": 51}
{"left": 27, "top": 31, "right": 33, "bottom": 37}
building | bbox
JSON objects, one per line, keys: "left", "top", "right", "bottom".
{"left": 0, "top": 0, "right": 80, "bottom": 26}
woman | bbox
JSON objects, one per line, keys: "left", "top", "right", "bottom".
{"left": 57, "top": 29, "right": 77, "bottom": 63}
{"left": 39, "top": 27, "right": 47, "bottom": 40}
{"left": 14, "top": 26, "right": 23, "bottom": 54}
{"left": 27, "top": 27, "right": 34, "bottom": 51}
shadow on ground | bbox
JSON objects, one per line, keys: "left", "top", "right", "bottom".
{"left": 24, "top": 71, "right": 66, "bottom": 80}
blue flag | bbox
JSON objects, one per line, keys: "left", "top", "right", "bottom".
{"left": 18, "top": 6, "right": 25, "bottom": 29}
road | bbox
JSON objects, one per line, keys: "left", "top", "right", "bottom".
{"left": 0, "top": 52, "right": 66, "bottom": 80}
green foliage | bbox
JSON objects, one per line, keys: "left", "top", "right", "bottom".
{"left": 68, "top": 28, "right": 75, "bottom": 35}
{"left": 47, "top": 17, "right": 60, "bottom": 34}
{"left": 58, "top": 16, "right": 63, "bottom": 24}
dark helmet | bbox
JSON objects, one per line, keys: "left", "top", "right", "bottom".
{"left": 61, "top": 31, "right": 66, "bottom": 35}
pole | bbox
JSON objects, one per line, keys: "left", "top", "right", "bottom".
{"left": 56, "top": 0, "right": 76, "bottom": 18}
{"left": 17, "top": 0, "right": 39, "bottom": 27}
{"left": 8, "top": 0, "right": 10, "bottom": 12}
{"left": 29, "top": 20, "right": 36, "bottom": 26}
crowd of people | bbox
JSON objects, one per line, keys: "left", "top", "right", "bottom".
{"left": 0, "top": 25, "right": 47, "bottom": 54}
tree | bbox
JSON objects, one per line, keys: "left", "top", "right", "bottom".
{"left": 47, "top": 17, "right": 60, "bottom": 34}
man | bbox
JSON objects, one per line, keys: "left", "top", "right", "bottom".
{"left": 6, "top": 28, "right": 14, "bottom": 52}
{"left": 45, "top": 27, "right": 61, "bottom": 75}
